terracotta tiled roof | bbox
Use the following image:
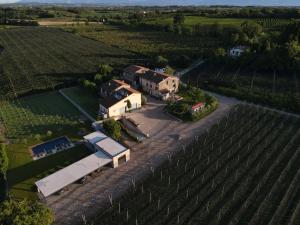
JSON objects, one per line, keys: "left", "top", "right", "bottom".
{"left": 141, "top": 70, "right": 171, "bottom": 84}
{"left": 123, "top": 65, "right": 149, "bottom": 74}
{"left": 191, "top": 102, "right": 204, "bottom": 110}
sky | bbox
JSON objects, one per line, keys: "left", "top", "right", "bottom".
{"left": 0, "top": 0, "right": 299, "bottom": 5}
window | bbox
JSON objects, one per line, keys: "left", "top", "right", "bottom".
{"left": 166, "top": 81, "right": 169, "bottom": 85}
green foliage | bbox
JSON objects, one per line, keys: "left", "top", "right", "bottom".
{"left": 103, "top": 119, "right": 121, "bottom": 140}
{"left": 154, "top": 56, "right": 169, "bottom": 68}
{"left": 82, "top": 80, "right": 97, "bottom": 92}
{"left": 0, "top": 144, "right": 8, "bottom": 178}
{"left": 98, "top": 64, "right": 113, "bottom": 76}
{"left": 173, "top": 14, "right": 185, "bottom": 25}
{"left": 94, "top": 64, "right": 113, "bottom": 85}
{"left": 141, "top": 95, "right": 147, "bottom": 105}
{"left": 241, "top": 21, "right": 263, "bottom": 41}
{"left": 167, "top": 86, "right": 217, "bottom": 121}
{"left": 0, "top": 199, "right": 54, "bottom": 225}
{"left": 46, "top": 131, "right": 52, "bottom": 137}
{"left": 214, "top": 47, "right": 226, "bottom": 58}
{"left": 165, "top": 65, "right": 175, "bottom": 75}
{"left": 126, "top": 100, "right": 132, "bottom": 110}
{"left": 0, "top": 27, "right": 136, "bottom": 97}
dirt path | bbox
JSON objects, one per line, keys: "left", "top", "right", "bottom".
{"left": 49, "top": 94, "right": 239, "bottom": 225}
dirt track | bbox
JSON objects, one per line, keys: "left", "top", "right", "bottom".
{"left": 49, "top": 94, "right": 239, "bottom": 225}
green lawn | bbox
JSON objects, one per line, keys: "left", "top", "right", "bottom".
{"left": 61, "top": 86, "right": 99, "bottom": 119}
{"left": 7, "top": 145, "right": 90, "bottom": 200}
{"left": 0, "top": 91, "right": 93, "bottom": 199}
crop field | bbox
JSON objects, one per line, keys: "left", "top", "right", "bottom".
{"left": 66, "top": 24, "right": 221, "bottom": 60}
{"left": 146, "top": 16, "right": 251, "bottom": 27}
{"left": 0, "top": 26, "right": 138, "bottom": 98}
{"left": 91, "top": 105, "right": 300, "bottom": 225}
{"left": 184, "top": 64, "right": 300, "bottom": 113}
{"left": 145, "top": 16, "right": 292, "bottom": 29}
{"left": 0, "top": 92, "right": 92, "bottom": 199}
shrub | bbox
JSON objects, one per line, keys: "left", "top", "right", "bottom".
{"left": 103, "top": 119, "right": 122, "bottom": 140}
{"left": 0, "top": 144, "right": 8, "bottom": 178}
{"left": 46, "top": 131, "right": 52, "bottom": 137}
{"left": 141, "top": 95, "right": 147, "bottom": 105}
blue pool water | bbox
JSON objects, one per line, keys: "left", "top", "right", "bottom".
{"left": 32, "top": 137, "right": 72, "bottom": 157}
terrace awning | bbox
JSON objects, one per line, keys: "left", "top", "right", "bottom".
{"left": 35, "top": 151, "right": 112, "bottom": 198}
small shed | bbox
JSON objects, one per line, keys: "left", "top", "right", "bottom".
{"left": 190, "top": 102, "right": 205, "bottom": 114}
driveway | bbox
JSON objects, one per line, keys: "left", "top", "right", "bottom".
{"left": 49, "top": 94, "right": 239, "bottom": 225}
{"left": 123, "top": 96, "right": 175, "bottom": 138}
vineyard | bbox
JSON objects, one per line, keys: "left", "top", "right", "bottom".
{"left": 91, "top": 105, "right": 300, "bottom": 225}
{"left": 184, "top": 64, "right": 300, "bottom": 113}
{"left": 65, "top": 24, "right": 220, "bottom": 60}
{"left": 0, "top": 27, "right": 138, "bottom": 98}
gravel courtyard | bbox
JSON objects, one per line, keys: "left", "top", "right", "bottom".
{"left": 49, "top": 93, "right": 239, "bottom": 225}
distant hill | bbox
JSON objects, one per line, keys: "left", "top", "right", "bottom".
{"left": 14, "top": 0, "right": 300, "bottom": 6}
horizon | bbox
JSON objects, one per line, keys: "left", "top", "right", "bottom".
{"left": 1, "top": 0, "right": 300, "bottom": 6}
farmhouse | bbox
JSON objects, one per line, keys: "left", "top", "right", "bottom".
{"left": 35, "top": 131, "right": 130, "bottom": 198}
{"left": 229, "top": 46, "right": 249, "bottom": 57}
{"left": 122, "top": 65, "right": 179, "bottom": 100}
{"left": 123, "top": 65, "right": 149, "bottom": 88}
{"left": 190, "top": 102, "right": 205, "bottom": 115}
{"left": 139, "top": 70, "right": 179, "bottom": 100}
{"left": 99, "top": 80, "right": 142, "bottom": 119}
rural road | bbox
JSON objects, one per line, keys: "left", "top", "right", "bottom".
{"left": 49, "top": 93, "right": 239, "bottom": 225}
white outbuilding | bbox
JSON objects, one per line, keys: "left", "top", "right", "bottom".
{"left": 35, "top": 131, "right": 130, "bottom": 198}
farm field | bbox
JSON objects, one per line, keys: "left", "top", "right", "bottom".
{"left": 65, "top": 24, "right": 220, "bottom": 60}
{"left": 61, "top": 86, "right": 99, "bottom": 119}
{"left": 0, "top": 91, "right": 92, "bottom": 199}
{"left": 0, "top": 26, "right": 138, "bottom": 98}
{"left": 184, "top": 64, "right": 300, "bottom": 113}
{"left": 91, "top": 105, "right": 300, "bottom": 225}
{"left": 145, "top": 16, "right": 293, "bottom": 29}
{"left": 146, "top": 16, "right": 251, "bottom": 27}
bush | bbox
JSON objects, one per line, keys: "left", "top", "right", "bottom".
{"left": 141, "top": 95, "right": 147, "bottom": 105}
{"left": 103, "top": 119, "right": 122, "bottom": 140}
{"left": 0, "top": 144, "right": 8, "bottom": 178}
{"left": 154, "top": 56, "right": 169, "bottom": 68}
{"left": 0, "top": 199, "right": 54, "bottom": 225}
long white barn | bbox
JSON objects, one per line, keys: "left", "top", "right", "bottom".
{"left": 36, "top": 131, "right": 130, "bottom": 198}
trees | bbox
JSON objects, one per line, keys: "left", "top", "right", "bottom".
{"left": 0, "top": 199, "right": 54, "bottom": 225}
{"left": 103, "top": 119, "right": 122, "bottom": 140}
{"left": 173, "top": 14, "right": 185, "bottom": 25}
{"left": 98, "top": 64, "right": 113, "bottom": 76}
{"left": 126, "top": 100, "right": 132, "bottom": 110}
{"left": 0, "top": 144, "right": 8, "bottom": 178}
{"left": 241, "top": 21, "right": 263, "bottom": 42}
{"left": 165, "top": 66, "right": 175, "bottom": 75}
{"left": 94, "top": 64, "right": 113, "bottom": 85}
{"left": 154, "top": 56, "right": 169, "bottom": 68}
